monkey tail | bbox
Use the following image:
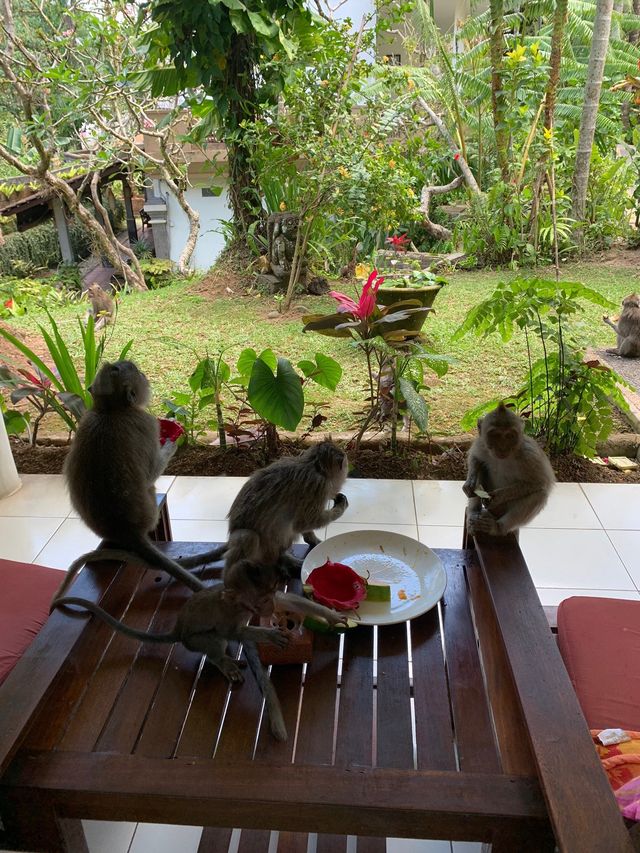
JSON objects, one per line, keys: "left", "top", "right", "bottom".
{"left": 50, "top": 548, "right": 144, "bottom": 612}
{"left": 241, "top": 641, "right": 287, "bottom": 742}
{"left": 51, "top": 596, "right": 178, "bottom": 644}
{"left": 118, "top": 536, "right": 210, "bottom": 592}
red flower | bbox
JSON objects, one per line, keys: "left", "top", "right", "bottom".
{"left": 329, "top": 269, "right": 385, "bottom": 320}
{"left": 454, "top": 153, "right": 460, "bottom": 161}
{"left": 385, "top": 234, "right": 410, "bottom": 250}
{"left": 4, "top": 299, "right": 12, "bottom": 308}
{"left": 158, "top": 417, "right": 185, "bottom": 446}
{"left": 307, "top": 560, "right": 367, "bottom": 611}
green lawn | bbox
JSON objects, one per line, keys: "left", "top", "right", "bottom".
{"left": 7, "top": 257, "right": 640, "bottom": 436}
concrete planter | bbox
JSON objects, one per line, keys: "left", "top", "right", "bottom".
{"left": 376, "top": 283, "right": 444, "bottom": 335}
{"left": 0, "top": 413, "right": 21, "bottom": 499}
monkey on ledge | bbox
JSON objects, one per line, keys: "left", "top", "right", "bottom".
{"left": 463, "top": 402, "right": 555, "bottom": 537}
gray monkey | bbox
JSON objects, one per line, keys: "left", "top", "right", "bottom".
{"left": 212, "top": 441, "right": 350, "bottom": 578}
{"left": 463, "top": 402, "right": 555, "bottom": 536}
{"left": 603, "top": 294, "right": 640, "bottom": 358}
{"left": 55, "top": 360, "right": 220, "bottom": 603}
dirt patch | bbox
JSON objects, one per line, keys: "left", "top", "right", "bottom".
{"left": 10, "top": 437, "right": 640, "bottom": 483}
{"left": 591, "top": 246, "right": 640, "bottom": 270}
{"left": 187, "top": 268, "right": 253, "bottom": 300}
{"left": 0, "top": 320, "right": 49, "bottom": 366}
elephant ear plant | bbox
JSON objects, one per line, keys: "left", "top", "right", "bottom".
{"left": 303, "top": 269, "right": 448, "bottom": 451}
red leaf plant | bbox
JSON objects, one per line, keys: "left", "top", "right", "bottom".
{"left": 385, "top": 234, "right": 410, "bottom": 251}
{"left": 328, "top": 269, "right": 385, "bottom": 321}
{"left": 306, "top": 559, "right": 367, "bottom": 611}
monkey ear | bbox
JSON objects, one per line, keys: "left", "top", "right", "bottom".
{"left": 125, "top": 384, "right": 137, "bottom": 404}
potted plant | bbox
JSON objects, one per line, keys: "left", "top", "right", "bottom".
{"left": 375, "top": 268, "right": 446, "bottom": 335}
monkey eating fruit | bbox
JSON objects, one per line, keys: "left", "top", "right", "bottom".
{"left": 85, "top": 284, "right": 115, "bottom": 331}
{"left": 463, "top": 402, "right": 555, "bottom": 537}
{"left": 54, "top": 360, "right": 221, "bottom": 606}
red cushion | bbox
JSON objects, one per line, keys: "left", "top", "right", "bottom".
{"left": 0, "top": 558, "right": 61, "bottom": 686}
{"left": 557, "top": 596, "right": 640, "bottom": 731}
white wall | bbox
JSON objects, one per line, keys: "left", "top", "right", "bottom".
{"left": 154, "top": 177, "right": 232, "bottom": 271}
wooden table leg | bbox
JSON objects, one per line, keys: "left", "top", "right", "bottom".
{"left": 151, "top": 492, "right": 173, "bottom": 543}
{"left": 1, "top": 792, "right": 88, "bottom": 853}
{"left": 483, "top": 822, "right": 555, "bottom": 852}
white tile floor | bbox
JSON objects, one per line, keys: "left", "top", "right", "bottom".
{"left": 2, "top": 474, "right": 640, "bottom": 853}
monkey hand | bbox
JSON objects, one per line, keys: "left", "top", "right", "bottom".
{"left": 603, "top": 314, "right": 609, "bottom": 322}
{"left": 462, "top": 479, "right": 476, "bottom": 498}
{"left": 469, "top": 512, "right": 505, "bottom": 537}
{"left": 334, "top": 493, "right": 348, "bottom": 509}
{"left": 261, "top": 626, "right": 290, "bottom": 648}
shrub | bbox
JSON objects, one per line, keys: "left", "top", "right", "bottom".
{"left": 0, "top": 219, "right": 94, "bottom": 274}
{"left": 139, "top": 258, "right": 177, "bottom": 289}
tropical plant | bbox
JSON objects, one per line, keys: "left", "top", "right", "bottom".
{"left": 0, "top": 311, "right": 133, "bottom": 436}
{"left": 139, "top": 259, "right": 179, "bottom": 290}
{"left": 0, "top": 393, "right": 29, "bottom": 439}
{"left": 453, "top": 276, "right": 629, "bottom": 456}
{"left": 0, "top": 276, "right": 81, "bottom": 319}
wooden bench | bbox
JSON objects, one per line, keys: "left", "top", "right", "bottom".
{"left": 0, "top": 531, "right": 633, "bottom": 852}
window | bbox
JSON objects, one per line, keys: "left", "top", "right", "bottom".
{"left": 384, "top": 54, "right": 402, "bottom": 66}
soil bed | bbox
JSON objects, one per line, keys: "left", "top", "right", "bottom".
{"left": 9, "top": 438, "right": 640, "bottom": 483}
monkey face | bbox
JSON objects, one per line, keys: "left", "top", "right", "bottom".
{"left": 486, "top": 427, "right": 520, "bottom": 459}
{"left": 623, "top": 294, "right": 640, "bottom": 309}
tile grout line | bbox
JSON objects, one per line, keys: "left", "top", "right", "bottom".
{"left": 601, "top": 528, "right": 640, "bottom": 594}
{"left": 30, "top": 517, "right": 66, "bottom": 565}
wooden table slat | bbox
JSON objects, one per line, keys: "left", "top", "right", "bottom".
{"left": 355, "top": 838, "right": 386, "bottom": 853}
{"left": 375, "top": 623, "right": 414, "bottom": 769}
{"left": 276, "top": 830, "right": 309, "bottom": 852}
{"left": 253, "top": 663, "right": 302, "bottom": 764}
{"left": 58, "top": 565, "right": 177, "bottom": 753}
{"left": 410, "top": 605, "right": 457, "bottom": 771}
{"left": 197, "top": 826, "right": 233, "bottom": 853}
{"left": 316, "top": 833, "right": 348, "bottom": 852}
{"left": 334, "top": 627, "right": 374, "bottom": 769}
{"left": 238, "top": 828, "right": 272, "bottom": 852}
{"left": 174, "top": 658, "right": 231, "bottom": 759}
{"left": 294, "top": 632, "right": 341, "bottom": 765}
{"left": 439, "top": 551, "right": 501, "bottom": 773}
{"left": 475, "top": 533, "right": 634, "bottom": 853}
{"left": 213, "top": 648, "right": 266, "bottom": 761}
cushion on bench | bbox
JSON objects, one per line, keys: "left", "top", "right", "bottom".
{"left": 557, "top": 596, "right": 640, "bottom": 732}
{"left": 0, "top": 558, "right": 62, "bottom": 686}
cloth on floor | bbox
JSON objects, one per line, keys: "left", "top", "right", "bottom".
{"left": 593, "top": 729, "right": 640, "bottom": 822}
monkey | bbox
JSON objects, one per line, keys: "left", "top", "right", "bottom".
{"left": 86, "top": 284, "right": 115, "bottom": 331}
{"left": 603, "top": 294, "right": 640, "bottom": 358}
{"left": 53, "top": 558, "right": 351, "bottom": 741}
{"left": 462, "top": 402, "right": 555, "bottom": 537}
{"left": 54, "top": 360, "right": 221, "bottom": 605}
{"left": 211, "top": 441, "right": 350, "bottom": 579}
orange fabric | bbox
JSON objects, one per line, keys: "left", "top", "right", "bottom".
{"left": 557, "top": 596, "right": 640, "bottom": 731}
{"left": 593, "top": 730, "right": 640, "bottom": 791}
{"left": 0, "top": 558, "right": 61, "bottom": 685}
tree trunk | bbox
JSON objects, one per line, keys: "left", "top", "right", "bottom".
{"left": 489, "top": 0, "right": 510, "bottom": 182}
{"left": 544, "top": 0, "right": 569, "bottom": 131}
{"left": 420, "top": 175, "right": 464, "bottom": 241}
{"left": 611, "top": 0, "right": 623, "bottom": 41}
{"left": 571, "top": 0, "right": 614, "bottom": 236}
{"left": 416, "top": 98, "right": 481, "bottom": 194}
{"left": 225, "top": 33, "right": 261, "bottom": 238}
{"left": 631, "top": 0, "right": 640, "bottom": 44}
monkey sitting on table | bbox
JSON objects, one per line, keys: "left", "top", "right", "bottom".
{"left": 211, "top": 440, "right": 350, "bottom": 580}
{"left": 53, "top": 558, "right": 350, "bottom": 741}
{"left": 603, "top": 294, "right": 640, "bottom": 358}
{"left": 53, "top": 360, "right": 221, "bottom": 607}
{"left": 85, "top": 284, "right": 115, "bottom": 331}
{"left": 463, "top": 402, "right": 555, "bottom": 537}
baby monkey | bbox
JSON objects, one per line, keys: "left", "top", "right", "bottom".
{"left": 53, "top": 558, "right": 350, "bottom": 741}
{"left": 463, "top": 402, "right": 555, "bottom": 536}
{"left": 55, "top": 360, "right": 220, "bottom": 605}
{"left": 217, "top": 440, "right": 350, "bottom": 578}
{"left": 603, "top": 294, "right": 640, "bottom": 358}
{"left": 86, "top": 284, "right": 115, "bottom": 331}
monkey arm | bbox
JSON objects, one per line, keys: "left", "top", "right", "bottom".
{"left": 152, "top": 440, "right": 177, "bottom": 479}
{"left": 488, "top": 481, "right": 545, "bottom": 505}
{"left": 274, "top": 591, "right": 351, "bottom": 627}
{"left": 463, "top": 455, "right": 487, "bottom": 498}
{"left": 603, "top": 316, "right": 619, "bottom": 334}
{"left": 302, "top": 493, "right": 349, "bottom": 531}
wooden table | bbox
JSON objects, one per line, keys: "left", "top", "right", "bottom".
{"left": 0, "top": 538, "right": 633, "bottom": 853}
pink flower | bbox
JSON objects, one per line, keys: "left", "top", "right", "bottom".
{"left": 307, "top": 560, "right": 367, "bottom": 611}
{"left": 329, "top": 269, "right": 385, "bottom": 320}
{"left": 454, "top": 153, "right": 460, "bottom": 161}
{"left": 158, "top": 417, "right": 185, "bottom": 446}
{"left": 143, "top": 118, "right": 154, "bottom": 129}
{"left": 386, "top": 234, "right": 410, "bottom": 251}
{"left": 62, "top": 28, "right": 73, "bottom": 36}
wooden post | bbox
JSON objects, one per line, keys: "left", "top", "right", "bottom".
{"left": 51, "top": 197, "right": 74, "bottom": 263}
{"left": 122, "top": 178, "right": 138, "bottom": 244}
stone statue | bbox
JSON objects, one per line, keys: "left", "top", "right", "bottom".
{"left": 253, "top": 212, "right": 305, "bottom": 293}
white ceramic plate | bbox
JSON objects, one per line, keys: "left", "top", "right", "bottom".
{"left": 301, "top": 530, "right": 447, "bottom": 626}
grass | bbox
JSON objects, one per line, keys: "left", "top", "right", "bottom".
{"left": 5, "top": 255, "right": 640, "bottom": 436}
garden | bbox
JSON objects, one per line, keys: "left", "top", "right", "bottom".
{"left": 1, "top": 0, "right": 640, "bottom": 484}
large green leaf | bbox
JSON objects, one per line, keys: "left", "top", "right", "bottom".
{"left": 247, "top": 10, "right": 277, "bottom": 37}
{"left": 398, "top": 378, "right": 429, "bottom": 433}
{"left": 297, "top": 353, "right": 342, "bottom": 391}
{"left": 248, "top": 357, "right": 304, "bottom": 431}
{"left": 302, "top": 313, "right": 357, "bottom": 338}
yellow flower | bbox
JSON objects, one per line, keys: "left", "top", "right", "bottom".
{"left": 355, "top": 263, "right": 371, "bottom": 279}
{"left": 530, "top": 41, "right": 540, "bottom": 55}
{"left": 506, "top": 44, "right": 527, "bottom": 63}
{"left": 543, "top": 127, "right": 553, "bottom": 141}
{"left": 382, "top": 55, "right": 390, "bottom": 63}
{"left": 337, "top": 208, "right": 344, "bottom": 215}
{"left": 338, "top": 165, "right": 351, "bottom": 178}
{"left": 279, "top": 201, "right": 287, "bottom": 211}
{"left": 388, "top": 159, "right": 396, "bottom": 169}
{"left": 407, "top": 187, "right": 415, "bottom": 198}
{"left": 407, "top": 78, "right": 415, "bottom": 90}
{"left": 320, "top": 79, "right": 329, "bottom": 87}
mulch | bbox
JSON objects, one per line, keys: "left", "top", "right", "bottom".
{"left": 9, "top": 437, "right": 640, "bottom": 483}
